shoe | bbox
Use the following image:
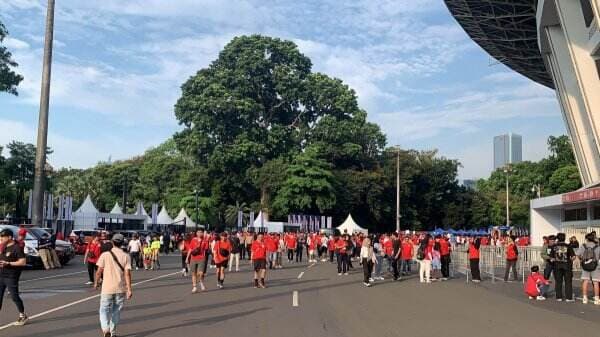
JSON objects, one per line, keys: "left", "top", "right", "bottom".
{"left": 199, "top": 282, "right": 206, "bottom": 291}
{"left": 363, "top": 282, "right": 371, "bottom": 287}
{"left": 369, "top": 278, "right": 374, "bottom": 282}
{"left": 528, "top": 296, "right": 535, "bottom": 300}
{"left": 556, "top": 298, "right": 563, "bottom": 302}
{"left": 566, "top": 299, "right": 575, "bottom": 303}
{"left": 472, "top": 279, "right": 481, "bottom": 283}
{"left": 583, "top": 296, "right": 588, "bottom": 304}
{"left": 103, "top": 332, "right": 111, "bottom": 337}
{"left": 344, "top": 273, "right": 348, "bottom": 275}
{"left": 338, "top": 273, "right": 342, "bottom": 276}
{"left": 594, "top": 297, "right": 600, "bottom": 305}
{"left": 135, "top": 267, "right": 139, "bottom": 271}
{"left": 441, "top": 278, "right": 448, "bottom": 281}
{"left": 192, "top": 287, "right": 197, "bottom": 294}
{"left": 85, "top": 281, "right": 93, "bottom": 285}
{"left": 259, "top": 282, "right": 266, "bottom": 289}
{"left": 536, "top": 296, "right": 546, "bottom": 301}
{"left": 14, "top": 314, "right": 28, "bottom": 326}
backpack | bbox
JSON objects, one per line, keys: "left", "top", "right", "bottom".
{"left": 581, "top": 244, "right": 598, "bottom": 272}
{"left": 416, "top": 245, "right": 425, "bottom": 260}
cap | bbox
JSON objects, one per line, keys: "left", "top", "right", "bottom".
{"left": 18, "top": 228, "right": 27, "bottom": 236}
{"left": 112, "top": 233, "right": 125, "bottom": 243}
{"left": 0, "top": 228, "right": 14, "bottom": 237}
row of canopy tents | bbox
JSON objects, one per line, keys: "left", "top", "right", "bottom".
{"left": 73, "top": 194, "right": 199, "bottom": 230}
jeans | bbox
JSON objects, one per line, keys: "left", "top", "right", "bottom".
{"left": 99, "top": 293, "right": 125, "bottom": 333}
{"left": 401, "top": 259, "right": 411, "bottom": 273}
{"left": 296, "top": 247, "right": 303, "bottom": 262}
{"left": 130, "top": 252, "right": 141, "bottom": 269}
{"left": 268, "top": 252, "right": 277, "bottom": 268}
{"left": 391, "top": 258, "right": 400, "bottom": 280}
{"left": 375, "top": 255, "right": 384, "bottom": 276}
{"left": 337, "top": 254, "right": 349, "bottom": 273}
{"left": 554, "top": 265, "right": 573, "bottom": 300}
{"left": 538, "top": 283, "right": 550, "bottom": 297}
{"left": 504, "top": 259, "right": 518, "bottom": 281}
{"left": 543, "top": 261, "right": 553, "bottom": 280}
{"left": 0, "top": 276, "right": 25, "bottom": 313}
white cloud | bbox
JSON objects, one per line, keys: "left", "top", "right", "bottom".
{"left": 3, "top": 37, "right": 30, "bottom": 49}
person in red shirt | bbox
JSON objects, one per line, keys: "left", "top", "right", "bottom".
{"left": 335, "top": 235, "right": 349, "bottom": 275}
{"left": 213, "top": 232, "right": 232, "bottom": 289}
{"left": 400, "top": 237, "right": 413, "bottom": 275}
{"left": 468, "top": 237, "right": 481, "bottom": 282}
{"left": 83, "top": 234, "right": 101, "bottom": 286}
{"left": 286, "top": 233, "right": 297, "bottom": 262}
{"left": 525, "top": 265, "right": 549, "bottom": 300}
{"left": 16, "top": 228, "right": 27, "bottom": 250}
{"left": 327, "top": 236, "right": 335, "bottom": 262}
{"left": 251, "top": 234, "right": 268, "bottom": 288}
{"left": 504, "top": 237, "right": 519, "bottom": 282}
{"left": 308, "top": 234, "right": 317, "bottom": 263}
{"left": 186, "top": 229, "right": 209, "bottom": 293}
{"left": 439, "top": 237, "right": 451, "bottom": 280}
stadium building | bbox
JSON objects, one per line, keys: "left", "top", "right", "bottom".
{"left": 445, "top": 0, "right": 600, "bottom": 245}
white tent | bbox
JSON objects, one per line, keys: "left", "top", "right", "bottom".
{"left": 173, "top": 208, "right": 196, "bottom": 228}
{"left": 252, "top": 211, "right": 267, "bottom": 227}
{"left": 73, "top": 195, "right": 99, "bottom": 230}
{"left": 156, "top": 206, "right": 174, "bottom": 225}
{"left": 337, "top": 214, "right": 368, "bottom": 235}
{"left": 134, "top": 202, "right": 151, "bottom": 225}
{"left": 109, "top": 202, "right": 123, "bottom": 214}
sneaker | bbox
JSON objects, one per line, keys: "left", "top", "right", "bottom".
{"left": 14, "top": 314, "right": 28, "bottom": 326}
{"left": 528, "top": 296, "right": 535, "bottom": 300}
{"left": 85, "top": 281, "right": 93, "bottom": 285}
{"left": 441, "top": 278, "right": 448, "bottom": 281}
{"left": 192, "top": 287, "right": 197, "bottom": 294}
{"left": 472, "top": 279, "right": 481, "bottom": 283}
{"left": 594, "top": 297, "right": 600, "bottom": 305}
{"left": 583, "top": 296, "right": 588, "bottom": 304}
{"left": 369, "top": 278, "right": 374, "bottom": 282}
{"left": 556, "top": 298, "right": 563, "bottom": 302}
{"left": 536, "top": 296, "right": 546, "bottom": 301}
{"left": 259, "top": 282, "right": 266, "bottom": 289}
{"left": 199, "top": 282, "right": 206, "bottom": 291}
{"left": 344, "top": 273, "right": 348, "bottom": 276}
{"left": 363, "top": 282, "right": 371, "bottom": 287}
{"left": 103, "top": 332, "right": 111, "bottom": 337}
{"left": 338, "top": 273, "right": 342, "bottom": 276}
{"left": 566, "top": 299, "right": 575, "bottom": 303}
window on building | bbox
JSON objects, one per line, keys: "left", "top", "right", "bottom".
{"left": 594, "top": 206, "right": 600, "bottom": 219}
{"left": 580, "top": 0, "right": 595, "bottom": 27}
{"left": 564, "top": 208, "right": 587, "bottom": 221}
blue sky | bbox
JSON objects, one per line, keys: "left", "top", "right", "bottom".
{"left": 0, "top": 0, "right": 565, "bottom": 180}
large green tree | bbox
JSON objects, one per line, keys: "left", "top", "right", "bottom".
{"left": 0, "top": 21, "right": 23, "bottom": 95}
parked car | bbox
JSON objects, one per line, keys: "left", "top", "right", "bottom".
{"left": 0, "top": 225, "right": 76, "bottom": 268}
{"left": 0, "top": 225, "right": 44, "bottom": 268}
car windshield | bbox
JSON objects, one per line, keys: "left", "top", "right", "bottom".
{"left": 29, "top": 227, "right": 51, "bottom": 239}
{"left": 0, "top": 225, "right": 36, "bottom": 241}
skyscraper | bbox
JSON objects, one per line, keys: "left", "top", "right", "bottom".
{"left": 493, "top": 133, "right": 522, "bottom": 170}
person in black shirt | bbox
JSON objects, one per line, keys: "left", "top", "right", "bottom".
{"left": 391, "top": 233, "right": 401, "bottom": 281}
{"left": 550, "top": 232, "right": 576, "bottom": 302}
{"left": 0, "top": 228, "right": 28, "bottom": 325}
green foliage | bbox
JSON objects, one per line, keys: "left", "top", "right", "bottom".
{"left": 548, "top": 165, "right": 581, "bottom": 194}
{"left": 0, "top": 21, "right": 23, "bottom": 95}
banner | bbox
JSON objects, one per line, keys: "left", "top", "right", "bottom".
{"left": 249, "top": 211, "right": 255, "bottom": 227}
{"left": 238, "top": 210, "right": 243, "bottom": 228}
{"left": 151, "top": 203, "right": 158, "bottom": 225}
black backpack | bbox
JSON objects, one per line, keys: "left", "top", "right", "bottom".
{"left": 581, "top": 244, "right": 598, "bottom": 272}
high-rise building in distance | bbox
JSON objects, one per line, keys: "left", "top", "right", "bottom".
{"left": 493, "top": 133, "right": 522, "bottom": 170}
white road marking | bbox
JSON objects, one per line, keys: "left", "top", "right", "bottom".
{"left": 0, "top": 271, "right": 180, "bottom": 331}
{"left": 21, "top": 271, "right": 87, "bottom": 284}
{"left": 308, "top": 262, "right": 317, "bottom": 269}
{"left": 292, "top": 290, "right": 299, "bottom": 307}
{"left": 297, "top": 272, "right": 304, "bottom": 279}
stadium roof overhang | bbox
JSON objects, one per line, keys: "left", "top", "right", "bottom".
{"left": 444, "top": 0, "right": 555, "bottom": 89}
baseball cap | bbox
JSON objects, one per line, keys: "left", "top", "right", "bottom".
{"left": 112, "top": 233, "right": 125, "bottom": 243}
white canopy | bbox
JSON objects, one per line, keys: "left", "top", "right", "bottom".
{"left": 156, "top": 206, "right": 174, "bottom": 225}
{"left": 134, "top": 202, "right": 151, "bottom": 224}
{"left": 74, "top": 195, "right": 99, "bottom": 230}
{"left": 173, "top": 208, "right": 196, "bottom": 228}
{"left": 253, "top": 211, "right": 267, "bottom": 227}
{"left": 337, "top": 214, "right": 368, "bottom": 235}
{"left": 109, "top": 202, "right": 123, "bottom": 214}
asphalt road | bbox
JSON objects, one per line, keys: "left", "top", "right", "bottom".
{"left": 1, "top": 255, "right": 599, "bottom": 337}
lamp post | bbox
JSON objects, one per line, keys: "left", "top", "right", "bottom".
{"left": 31, "top": 0, "right": 55, "bottom": 227}
{"left": 194, "top": 189, "right": 199, "bottom": 230}
{"left": 503, "top": 165, "right": 513, "bottom": 227}
{"left": 395, "top": 145, "right": 401, "bottom": 233}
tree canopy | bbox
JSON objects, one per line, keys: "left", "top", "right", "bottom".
{"left": 0, "top": 21, "right": 23, "bottom": 95}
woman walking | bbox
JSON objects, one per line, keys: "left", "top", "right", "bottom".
{"left": 0, "top": 228, "right": 28, "bottom": 326}
{"left": 84, "top": 234, "right": 101, "bottom": 285}
{"left": 179, "top": 233, "right": 192, "bottom": 277}
{"left": 360, "top": 237, "right": 376, "bottom": 287}
{"left": 504, "top": 237, "right": 519, "bottom": 282}
{"left": 213, "top": 232, "right": 232, "bottom": 289}
{"left": 251, "top": 234, "right": 268, "bottom": 288}
{"left": 468, "top": 237, "right": 482, "bottom": 283}
{"left": 417, "top": 235, "right": 433, "bottom": 283}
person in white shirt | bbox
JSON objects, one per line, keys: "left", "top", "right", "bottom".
{"left": 127, "top": 234, "right": 142, "bottom": 270}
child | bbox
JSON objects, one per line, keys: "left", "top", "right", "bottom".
{"left": 150, "top": 236, "right": 161, "bottom": 270}
{"left": 431, "top": 244, "right": 442, "bottom": 281}
{"left": 525, "top": 265, "right": 550, "bottom": 300}
{"left": 142, "top": 243, "right": 152, "bottom": 270}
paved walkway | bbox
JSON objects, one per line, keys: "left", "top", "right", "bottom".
{"left": 2, "top": 256, "right": 599, "bottom": 337}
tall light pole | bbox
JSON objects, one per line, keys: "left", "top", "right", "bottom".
{"left": 31, "top": 0, "right": 55, "bottom": 227}
{"left": 503, "top": 165, "right": 513, "bottom": 227}
{"left": 194, "top": 189, "right": 199, "bottom": 230}
{"left": 395, "top": 145, "right": 401, "bottom": 233}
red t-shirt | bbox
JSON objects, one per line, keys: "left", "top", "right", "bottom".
{"left": 525, "top": 273, "right": 548, "bottom": 296}
{"left": 214, "top": 240, "right": 231, "bottom": 264}
{"left": 286, "top": 236, "right": 297, "bottom": 249}
{"left": 86, "top": 242, "right": 101, "bottom": 264}
{"left": 335, "top": 239, "right": 347, "bottom": 254}
{"left": 439, "top": 240, "right": 451, "bottom": 256}
{"left": 468, "top": 243, "right": 479, "bottom": 259}
{"left": 188, "top": 237, "right": 208, "bottom": 261}
{"left": 265, "top": 236, "right": 277, "bottom": 252}
{"left": 506, "top": 243, "right": 518, "bottom": 260}
{"left": 401, "top": 242, "right": 413, "bottom": 260}
{"left": 383, "top": 239, "right": 393, "bottom": 256}
{"left": 252, "top": 241, "right": 267, "bottom": 260}
{"left": 328, "top": 239, "right": 335, "bottom": 251}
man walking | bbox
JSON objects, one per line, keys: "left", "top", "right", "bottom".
{"left": 95, "top": 234, "right": 133, "bottom": 337}
{"left": 127, "top": 234, "right": 142, "bottom": 270}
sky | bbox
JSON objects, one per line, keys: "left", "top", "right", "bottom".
{"left": 0, "top": 0, "right": 566, "bottom": 180}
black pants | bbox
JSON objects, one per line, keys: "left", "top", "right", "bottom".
{"left": 391, "top": 257, "right": 400, "bottom": 280}
{"left": 240, "top": 245, "right": 246, "bottom": 260}
{"left": 287, "top": 249, "right": 295, "bottom": 261}
{"left": 337, "top": 254, "right": 349, "bottom": 273}
{"left": 296, "top": 247, "right": 303, "bottom": 262}
{"left": 543, "top": 261, "right": 553, "bottom": 280}
{"left": 554, "top": 265, "right": 573, "bottom": 300}
{"left": 130, "top": 252, "right": 141, "bottom": 269}
{"left": 181, "top": 253, "right": 188, "bottom": 271}
{"left": 470, "top": 259, "right": 481, "bottom": 281}
{"left": 0, "top": 276, "right": 25, "bottom": 314}
{"left": 504, "top": 259, "right": 518, "bottom": 281}
{"left": 362, "top": 258, "right": 373, "bottom": 283}
{"left": 87, "top": 262, "right": 97, "bottom": 283}
{"left": 329, "top": 251, "right": 335, "bottom": 262}
{"left": 246, "top": 245, "right": 252, "bottom": 260}
{"left": 441, "top": 255, "right": 451, "bottom": 278}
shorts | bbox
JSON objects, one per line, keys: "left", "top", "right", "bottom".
{"left": 254, "top": 259, "right": 267, "bottom": 271}
{"left": 190, "top": 259, "right": 207, "bottom": 273}
{"left": 580, "top": 269, "right": 600, "bottom": 282}
{"left": 216, "top": 260, "right": 228, "bottom": 269}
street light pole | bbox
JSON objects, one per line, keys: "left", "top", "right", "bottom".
{"left": 194, "top": 189, "right": 199, "bottom": 230}
{"left": 504, "top": 165, "right": 512, "bottom": 227}
{"left": 31, "top": 0, "right": 55, "bottom": 227}
{"left": 396, "top": 145, "right": 400, "bottom": 233}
